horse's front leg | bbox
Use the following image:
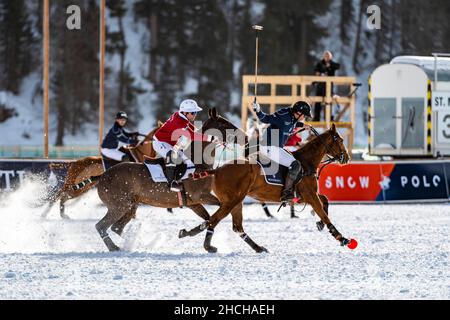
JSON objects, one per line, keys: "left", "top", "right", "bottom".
{"left": 231, "top": 202, "right": 268, "bottom": 253}
{"left": 305, "top": 192, "right": 357, "bottom": 249}
{"left": 179, "top": 204, "right": 210, "bottom": 238}
{"left": 201, "top": 202, "right": 239, "bottom": 253}
{"left": 315, "top": 194, "right": 330, "bottom": 231}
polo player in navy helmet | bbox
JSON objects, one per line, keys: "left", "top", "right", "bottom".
{"left": 253, "top": 100, "right": 312, "bottom": 202}
{"left": 101, "top": 111, "right": 140, "bottom": 162}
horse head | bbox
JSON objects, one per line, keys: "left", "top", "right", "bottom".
{"left": 201, "top": 107, "right": 248, "bottom": 146}
{"left": 325, "top": 124, "right": 350, "bottom": 164}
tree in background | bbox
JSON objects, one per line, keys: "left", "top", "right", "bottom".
{"left": 3, "top": 0, "right": 450, "bottom": 145}
{"left": 106, "top": 0, "right": 140, "bottom": 127}
{"left": 0, "top": 0, "right": 35, "bottom": 94}
{"left": 259, "top": 0, "right": 331, "bottom": 75}
{"left": 51, "top": 0, "right": 99, "bottom": 145}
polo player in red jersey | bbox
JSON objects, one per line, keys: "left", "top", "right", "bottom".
{"left": 153, "top": 99, "right": 208, "bottom": 191}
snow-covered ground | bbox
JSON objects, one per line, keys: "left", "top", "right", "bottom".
{"left": 0, "top": 182, "right": 449, "bottom": 300}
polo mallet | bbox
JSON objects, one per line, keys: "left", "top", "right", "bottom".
{"left": 252, "top": 25, "right": 263, "bottom": 104}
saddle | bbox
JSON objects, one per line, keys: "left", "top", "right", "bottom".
{"left": 253, "top": 153, "right": 306, "bottom": 186}
{"left": 143, "top": 155, "right": 195, "bottom": 208}
{"left": 144, "top": 156, "right": 196, "bottom": 182}
{"left": 143, "top": 156, "right": 188, "bottom": 182}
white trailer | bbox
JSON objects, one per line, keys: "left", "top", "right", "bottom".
{"left": 369, "top": 54, "right": 450, "bottom": 157}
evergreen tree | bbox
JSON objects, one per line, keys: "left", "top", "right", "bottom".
{"left": 51, "top": 0, "right": 99, "bottom": 145}
{"left": 0, "top": 0, "right": 35, "bottom": 94}
{"left": 259, "top": 0, "right": 332, "bottom": 75}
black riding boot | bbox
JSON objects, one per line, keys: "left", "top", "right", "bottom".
{"left": 165, "top": 163, "right": 181, "bottom": 192}
{"left": 165, "top": 153, "right": 181, "bottom": 192}
{"left": 121, "top": 154, "right": 131, "bottom": 162}
{"left": 280, "top": 160, "right": 301, "bottom": 202}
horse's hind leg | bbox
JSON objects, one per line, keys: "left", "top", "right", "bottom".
{"left": 111, "top": 206, "right": 137, "bottom": 236}
{"left": 41, "top": 185, "right": 64, "bottom": 219}
{"left": 111, "top": 205, "right": 137, "bottom": 236}
{"left": 59, "top": 194, "right": 71, "bottom": 220}
{"left": 261, "top": 203, "right": 274, "bottom": 219}
{"left": 178, "top": 204, "right": 210, "bottom": 238}
{"left": 231, "top": 202, "right": 268, "bottom": 253}
{"left": 95, "top": 209, "right": 123, "bottom": 251}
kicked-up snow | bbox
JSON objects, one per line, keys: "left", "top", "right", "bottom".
{"left": 0, "top": 183, "right": 449, "bottom": 299}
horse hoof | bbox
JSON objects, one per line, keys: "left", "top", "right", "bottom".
{"left": 340, "top": 238, "right": 350, "bottom": 247}
{"left": 205, "top": 246, "right": 217, "bottom": 253}
{"left": 257, "top": 246, "right": 269, "bottom": 253}
{"left": 291, "top": 215, "right": 299, "bottom": 219}
{"left": 316, "top": 221, "right": 325, "bottom": 231}
{"left": 178, "top": 229, "right": 188, "bottom": 238}
{"left": 108, "top": 245, "right": 121, "bottom": 252}
{"left": 61, "top": 214, "right": 71, "bottom": 220}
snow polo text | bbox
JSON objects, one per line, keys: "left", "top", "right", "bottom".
{"left": 174, "top": 304, "right": 275, "bottom": 317}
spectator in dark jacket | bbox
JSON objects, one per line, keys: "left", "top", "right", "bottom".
{"left": 101, "top": 111, "right": 139, "bottom": 161}
{"left": 313, "top": 51, "right": 340, "bottom": 121}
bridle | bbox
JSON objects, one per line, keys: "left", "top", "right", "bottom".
{"left": 309, "top": 127, "right": 346, "bottom": 177}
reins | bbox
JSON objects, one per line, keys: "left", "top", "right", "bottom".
{"left": 309, "top": 126, "right": 341, "bottom": 179}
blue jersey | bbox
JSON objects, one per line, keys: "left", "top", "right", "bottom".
{"left": 101, "top": 123, "right": 138, "bottom": 149}
{"left": 256, "top": 107, "right": 304, "bottom": 147}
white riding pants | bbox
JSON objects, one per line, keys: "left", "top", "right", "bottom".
{"left": 259, "top": 145, "right": 296, "bottom": 168}
{"left": 152, "top": 140, "right": 194, "bottom": 167}
{"left": 101, "top": 148, "right": 125, "bottom": 161}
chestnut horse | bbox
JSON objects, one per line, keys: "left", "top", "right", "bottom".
{"left": 42, "top": 122, "right": 163, "bottom": 219}
{"left": 91, "top": 108, "right": 246, "bottom": 251}
{"left": 181, "top": 124, "right": 355, "bottom": 253}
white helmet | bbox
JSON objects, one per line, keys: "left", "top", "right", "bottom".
{"left": 179, "top": 99, "right": 203, "bottom": 113}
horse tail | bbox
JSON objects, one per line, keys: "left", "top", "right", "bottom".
{"left": 72, "top": 175, "right": 102, "bottom": 191}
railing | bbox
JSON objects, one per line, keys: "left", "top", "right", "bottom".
{"left": 0, "top": 146, "right": 99, "bottom": 159}
{"left": 241, "top": 75, "right": 357, "bottom": 154}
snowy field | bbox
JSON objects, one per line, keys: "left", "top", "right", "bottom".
{"left": 0, "top": 182, "right": 449, "bottom": 300}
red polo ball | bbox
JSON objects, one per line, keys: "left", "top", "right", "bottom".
{"left": 347, "top": 239, "right": 358, "bottom": 250}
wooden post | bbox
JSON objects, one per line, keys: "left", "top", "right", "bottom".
{"left": 43, "top": 0, "right": 50, "bottom": 158}
{"left": 241, "top": 77, "right": 248, "bottom": 130}
{"left": 98, "top": 0, "right": 106, "bottom": 153}
{"left": 270, "top": 82, "right": 276, "bottom": 114}
{"left": 325, "top": 80, "right": 332, "bottom": 129}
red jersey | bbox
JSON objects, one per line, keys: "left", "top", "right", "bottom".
{"left": 285, "top": 129, "right": 303, "bottom": 147}
{"left": 154, "top": 112, "right": 207, "bottom": 146}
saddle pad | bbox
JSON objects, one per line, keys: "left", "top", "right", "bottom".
{"left": 256, "top": 157, "right": 288, "bottom": 186}
{"left": 144, "top": 163, "right": 196, "bottom": 183}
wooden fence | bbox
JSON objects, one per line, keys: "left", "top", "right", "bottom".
{"left": 241, "top": 75, "right": 357, "bottom": 154}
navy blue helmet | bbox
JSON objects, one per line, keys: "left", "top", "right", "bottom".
{"left": 115, "top": 111, "right": 128, "bottom": 120}
{"left": 292, "top": 101, "right": 312, "bottom": 118}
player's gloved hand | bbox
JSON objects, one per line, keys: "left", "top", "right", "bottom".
{"left": 253, "top": 101, "right": 261, "bottom": 113}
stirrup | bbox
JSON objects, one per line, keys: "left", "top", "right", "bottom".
{"left": 170, "top": 181, "right": 181, "bottom": 192}
{"left": 280, "top": 190, "right": 294, "bottom": 202}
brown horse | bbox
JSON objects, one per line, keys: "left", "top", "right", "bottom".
{"left": 181, "top": 124, "right": 356, "bottom": 253}
{"left": 92, "top": 108, "right": 245, "bottom": 251}
{"left": 42, "top": 122, "right": 163, "bottom": 219}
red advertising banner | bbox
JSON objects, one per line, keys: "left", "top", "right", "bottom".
{"left": 318, "top": 163, "right": 395, "bottom": 202}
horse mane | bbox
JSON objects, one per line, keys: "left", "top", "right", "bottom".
{"left": 293, "top": 129, "right": 331, "bottom": 158}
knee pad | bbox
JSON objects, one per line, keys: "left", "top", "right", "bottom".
{"left": 290, "top": 160, "right": 301, "bottom": 172}
{"left": 288, "top": 160, "right": 301, "bottom": 178}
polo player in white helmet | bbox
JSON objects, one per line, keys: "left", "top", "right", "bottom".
{"left": 153, "top": 99, "right": 208, "bottom": 191}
